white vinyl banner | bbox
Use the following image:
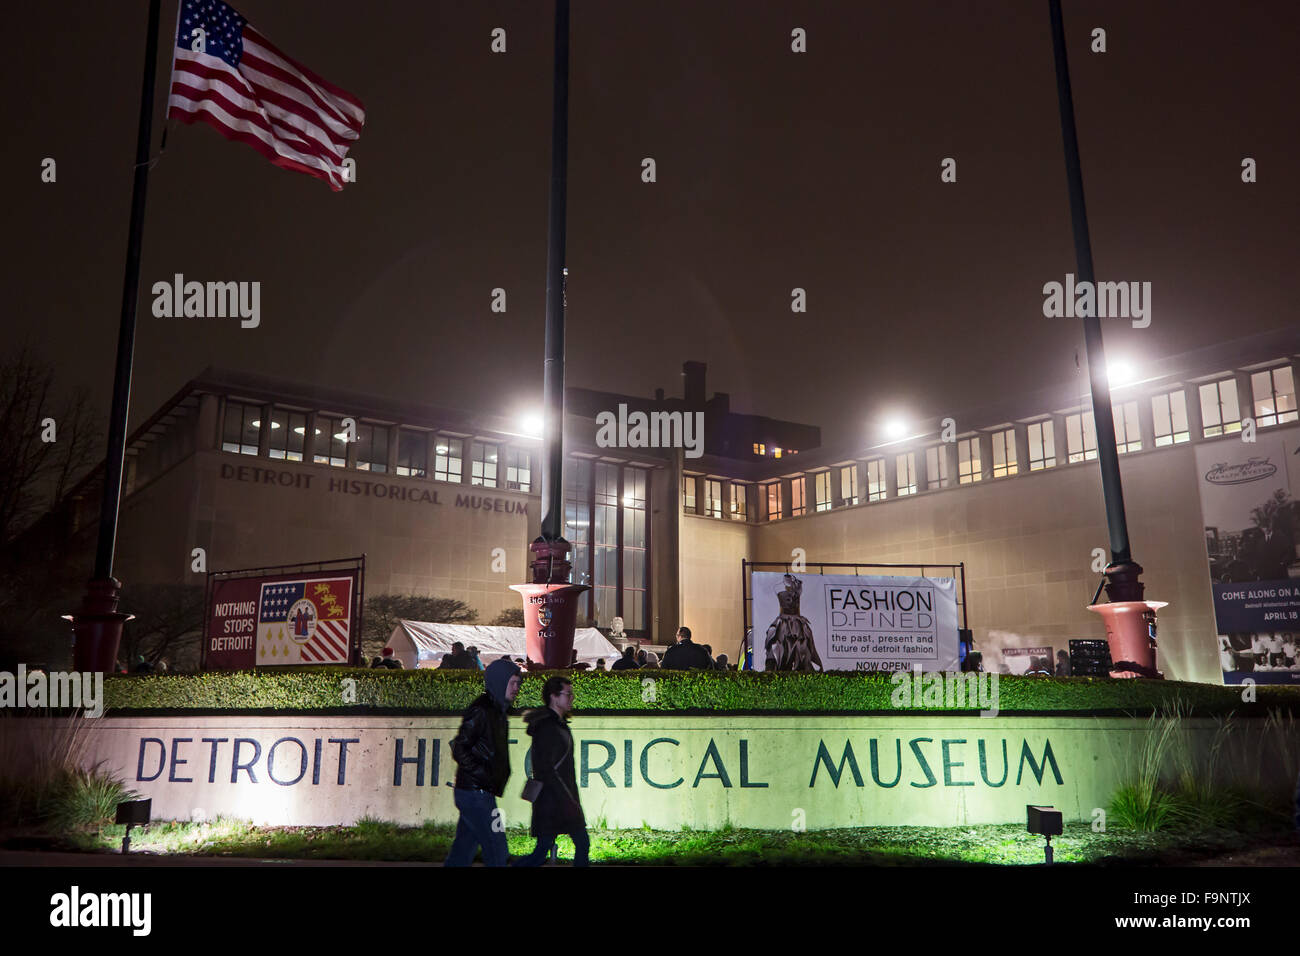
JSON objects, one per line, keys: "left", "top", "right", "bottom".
{"left": 751, "top": 572, "right": 960, "bottom": 672}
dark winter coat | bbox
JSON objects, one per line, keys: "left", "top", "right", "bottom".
{"left": 660, "top": 638, "right": 712, "bottom": 670}
{"left": 524, "top": 706, "right": 586, "bottom": 837}
{"left": 450, "top": 693, "right": 511, "bottom": 796}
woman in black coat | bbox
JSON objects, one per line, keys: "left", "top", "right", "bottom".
{"left": 513, "top": 676, "right": 589, "bottom": 866}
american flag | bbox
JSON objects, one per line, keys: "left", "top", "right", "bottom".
{"left": 167, "top": 0, "right": 365, "bottom": 190}
{"left": 257, "top": 578, "right": 353, "bottom": 665}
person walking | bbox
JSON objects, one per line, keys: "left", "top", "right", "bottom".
{"left": 513, "top": 676, "right": 588, "bottom": 867}
{"left": 444, "top": 658, "right": 522, "bottom": 866}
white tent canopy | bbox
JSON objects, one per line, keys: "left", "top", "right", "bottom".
{"left": 386, "top": 621, "right": 621, "bottom": 670}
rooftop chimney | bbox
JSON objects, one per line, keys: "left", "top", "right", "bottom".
{"left": 654, "top": 387, "right": 665, "bottom": 402}
{"left": 682, "top": 361, "right": 706, "bottom": 406}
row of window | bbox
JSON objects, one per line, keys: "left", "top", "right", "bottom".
{"left": 220, "top": 400, "right": 534, "bottom": 491}
{"left": 686, "top": 369, "right": 1298, "bottom": 521}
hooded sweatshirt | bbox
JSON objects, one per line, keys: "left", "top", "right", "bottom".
{"left": 484, "top": 658, "right": 521, "bottom": 711}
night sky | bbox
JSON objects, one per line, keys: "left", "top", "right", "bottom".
{"left": 5, "top": 0, "right": 1297, "bottom": 451}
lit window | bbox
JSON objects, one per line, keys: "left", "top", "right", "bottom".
{"left": 814, "top": 471, "right": 832, "bottom": 512}
{"left": 926, "top": 446, "right": 950, "bottom": 489}
{"left": 840, "top": 464, "right": 858, "bottom": 505}
{"left": 896, "top": 452, "right": 917, "bottom": 495}
{"left": 1251, "top": 366, "right": 1298, "bottom": 427}
{"left": 506, "top": 448, "right": 531, "bottom": 492}
{"left": 1027, "top": 421, "right": 1055, "bottom": 470}
{"left": 730, "top": 483, "right": 748, "bottom": 519}
{"left": 753, "top": 443, "right": 765, "bottom": 456}
{"left": 990, "top": 429, "right": 1017, "bottom": 477}
{"left": 1065, "top": 412, "right": 1098, "bottom": 462}
{"left": 267, "top": 409, "right": 306, "bottom": 461}
{"left": 313, "top": 415, "right": 349, "bottom": 468}
{"left": 471, "top": 441, "right": 498, "bottom": 487}
{"left": 1152, "top": 390, "right": 1190, "bottom": 446}
{"left": 1112, "top": 401, "right": 1141, "bottom": 454}
{"left": 958, "top": 438, "right": 982, "bottom": 484}
{"left": 1199, "top": 379, "right": 1241, "bottom": 437}
{"left": 682, "top": 474, "right": 697, "bottom": 513}
{"left": 433, "top": 436, "right": 463, "bottom": 482}
{"left": 790, "top": 478, "right": 806, "bottom": 517}
{"left": 396, "top": 428, "right": 428, "bottom": 477}
{"left": 221, "top": 400, "right": 260, "bottom": 456}
{"left": 773, "top": 447, "right": 783, "bottom": 459}
{"left": 705, "top": 479, "right": 722, "bottom": 518}
{"left": 355, "top": 423, "right": 389, "bottom": 473}
{"left": 764, "top": 482, "right": 781, "bottom": 521}
{"left": 866, "top": 459, "right": 887, "bottom": 501}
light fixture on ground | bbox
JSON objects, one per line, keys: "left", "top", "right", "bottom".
{"left": 1026, "top": 804, "right": 1062, "bottom": 865}
{"left": 115, "top": 798, "right": 151, "bottom": 854}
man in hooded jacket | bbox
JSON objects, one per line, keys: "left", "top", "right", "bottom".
{"left": 444, "top": 658, "right": 521, "bottom": 866}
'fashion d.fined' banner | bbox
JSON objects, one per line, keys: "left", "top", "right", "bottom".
{"left": 1194, "top": 431, "right": 1300, "bottom": 685}
{"left": 751, "top": 572, "right": 960, "bottom": 672}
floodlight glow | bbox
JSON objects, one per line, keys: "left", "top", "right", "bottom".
{"left": 884, "top": 420, "right": 907, "bottom": 439}
{"left": 1108, "top": 360, "right": 1134, "bottom": 387}
{"left": 521, "top": 413, "right": 544, "bottom": 437}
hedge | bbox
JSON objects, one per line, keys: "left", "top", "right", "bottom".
{"left": 99, "top": 669, "right": 1300, "bottom": 717}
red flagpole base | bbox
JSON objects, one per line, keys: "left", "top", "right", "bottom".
{"left": 64, "top": 577, "right": 134, "bottom": 673}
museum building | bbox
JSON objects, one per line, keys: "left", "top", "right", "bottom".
{"left": 53, "top": 329, "right": 1300, "bottom": 682}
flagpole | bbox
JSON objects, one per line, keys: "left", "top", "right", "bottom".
{"left": 69, "top": 0, "right": 162, "bottom": 670}
{"left": 1047, "top": 0, "right": 1144, "bottom": 602}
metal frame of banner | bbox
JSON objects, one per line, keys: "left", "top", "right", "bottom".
{"left": 201, "top": 554, "right": 366, "bottom": 669}
{"left": 740, "top": 559, "right": 969, "bottom": 661}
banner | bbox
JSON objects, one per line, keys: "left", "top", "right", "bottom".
{"left": 1194, "top": 432, "right": 1300, "bottom": 684}
{"left": 1001, "top": 646, "right": 1054, "bottom": 676}
{"left": 205, "top": 569, "right": 359, "bottom": 670}
{"left": 751, "top": 572, "right": 959, "bottom": 672}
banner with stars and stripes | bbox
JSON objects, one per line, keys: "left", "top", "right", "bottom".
{"left": 257, "top": 575, "right": 355, "bottom": 665}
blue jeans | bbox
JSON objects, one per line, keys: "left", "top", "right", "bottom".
{"left": 512, "top": 829, "right": 590, "bottom": 867}
{"left": 444, "top": 789, "right": 509, "bottom": 867}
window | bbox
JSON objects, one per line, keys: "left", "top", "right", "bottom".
{"left": 1251, "top": 366, "right": 1298, "bottom": 427}
{"left": 896, "top": 452, "right": 917, "bottom": 495}
{"left": 470, "top": 441, "right": 498, "bottom": 486}
{"left": 753, "top": 443, "right": 765, "bottom": 456}
{"left": 764, "top": 482, "right": 781, "bottom": 521}
{"left": 564, "top": 458, "right": 592, "bottom": 595}
{"left": 773, "top": 448, "right": 783, "bottom": 459}
{"left": 1065, "top": 412, "right": 1097, "bottom": 462}
{"left": 990, "top": 429, "right": 1017, "bottom": 477}
{"left": 313, "top": 415, "right": 349, "bottom": 468}
{"left": 682, "top": 474, "right": 697, "bottom": 513}
{"left": 621, "top": 467, "right": 649, "bottom": 631}
{"left": 265, "top": 409, "right": 306, "bottom": 461}
{"left": 1112, "top": 401, "right": 1141, "bottom": 454}
{"left": 839, "top": 464, "right": 858, "bottom": 505}
{"left": 593, "top": 463, "right": 620, "bottom": 626}
{"left": 395, "top": 428, "right": 428, "bottom": 477}
{"left": 433, "top": 436, "right": 463, "bottom": 482}
{"left": 926, "top": 446, "right": 950, "bottom": 489}
{"left": 705, "top": 479, "right": 722, "bottom": 518}
{"left": 866, "top": 459, "right": 887, "bottom": 501}
{"left": 814, "top": 471, "right": 832, "bottom": 512}
{"left": 505, "top": 449, "right": 531, "bottom": 492}
{"left": 354, "top": 423, "right": 389, "bottom": 472}
{"left": 958, "top": 438, "right": 982, "bottom": 484}
{"left": 1199, "top": 379, "right": 1241, "bottom": 437}
{"left": 730, "top": 482, "right": 748, "bottom": 519}
{"left": 1027, "top": 421, "right": 1055, "bottom": 470}
{"left": 221, "top": 400, "right": 260, "bottom": 456}
{"left": 790, "top": 478, "right": 806, "bottom": 517}
{"left": 1152, "top": 390, "right": 1190, "bottom": 446}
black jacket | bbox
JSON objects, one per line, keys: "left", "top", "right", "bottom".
{"left": 610, "top": 655, "right": 639, "bottom": 671}
{"left": 524, "top": 706, "right": 585, "bottom": 837}
{"left": 451, "top": 693, "right": 511, "bottom": 795}
{"left": 660, "top": 638, "right": 712, "bottom": 670}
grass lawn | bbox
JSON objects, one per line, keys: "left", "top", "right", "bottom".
{"left": 5, "top": 816, "right": 1292, "bottom": 866}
